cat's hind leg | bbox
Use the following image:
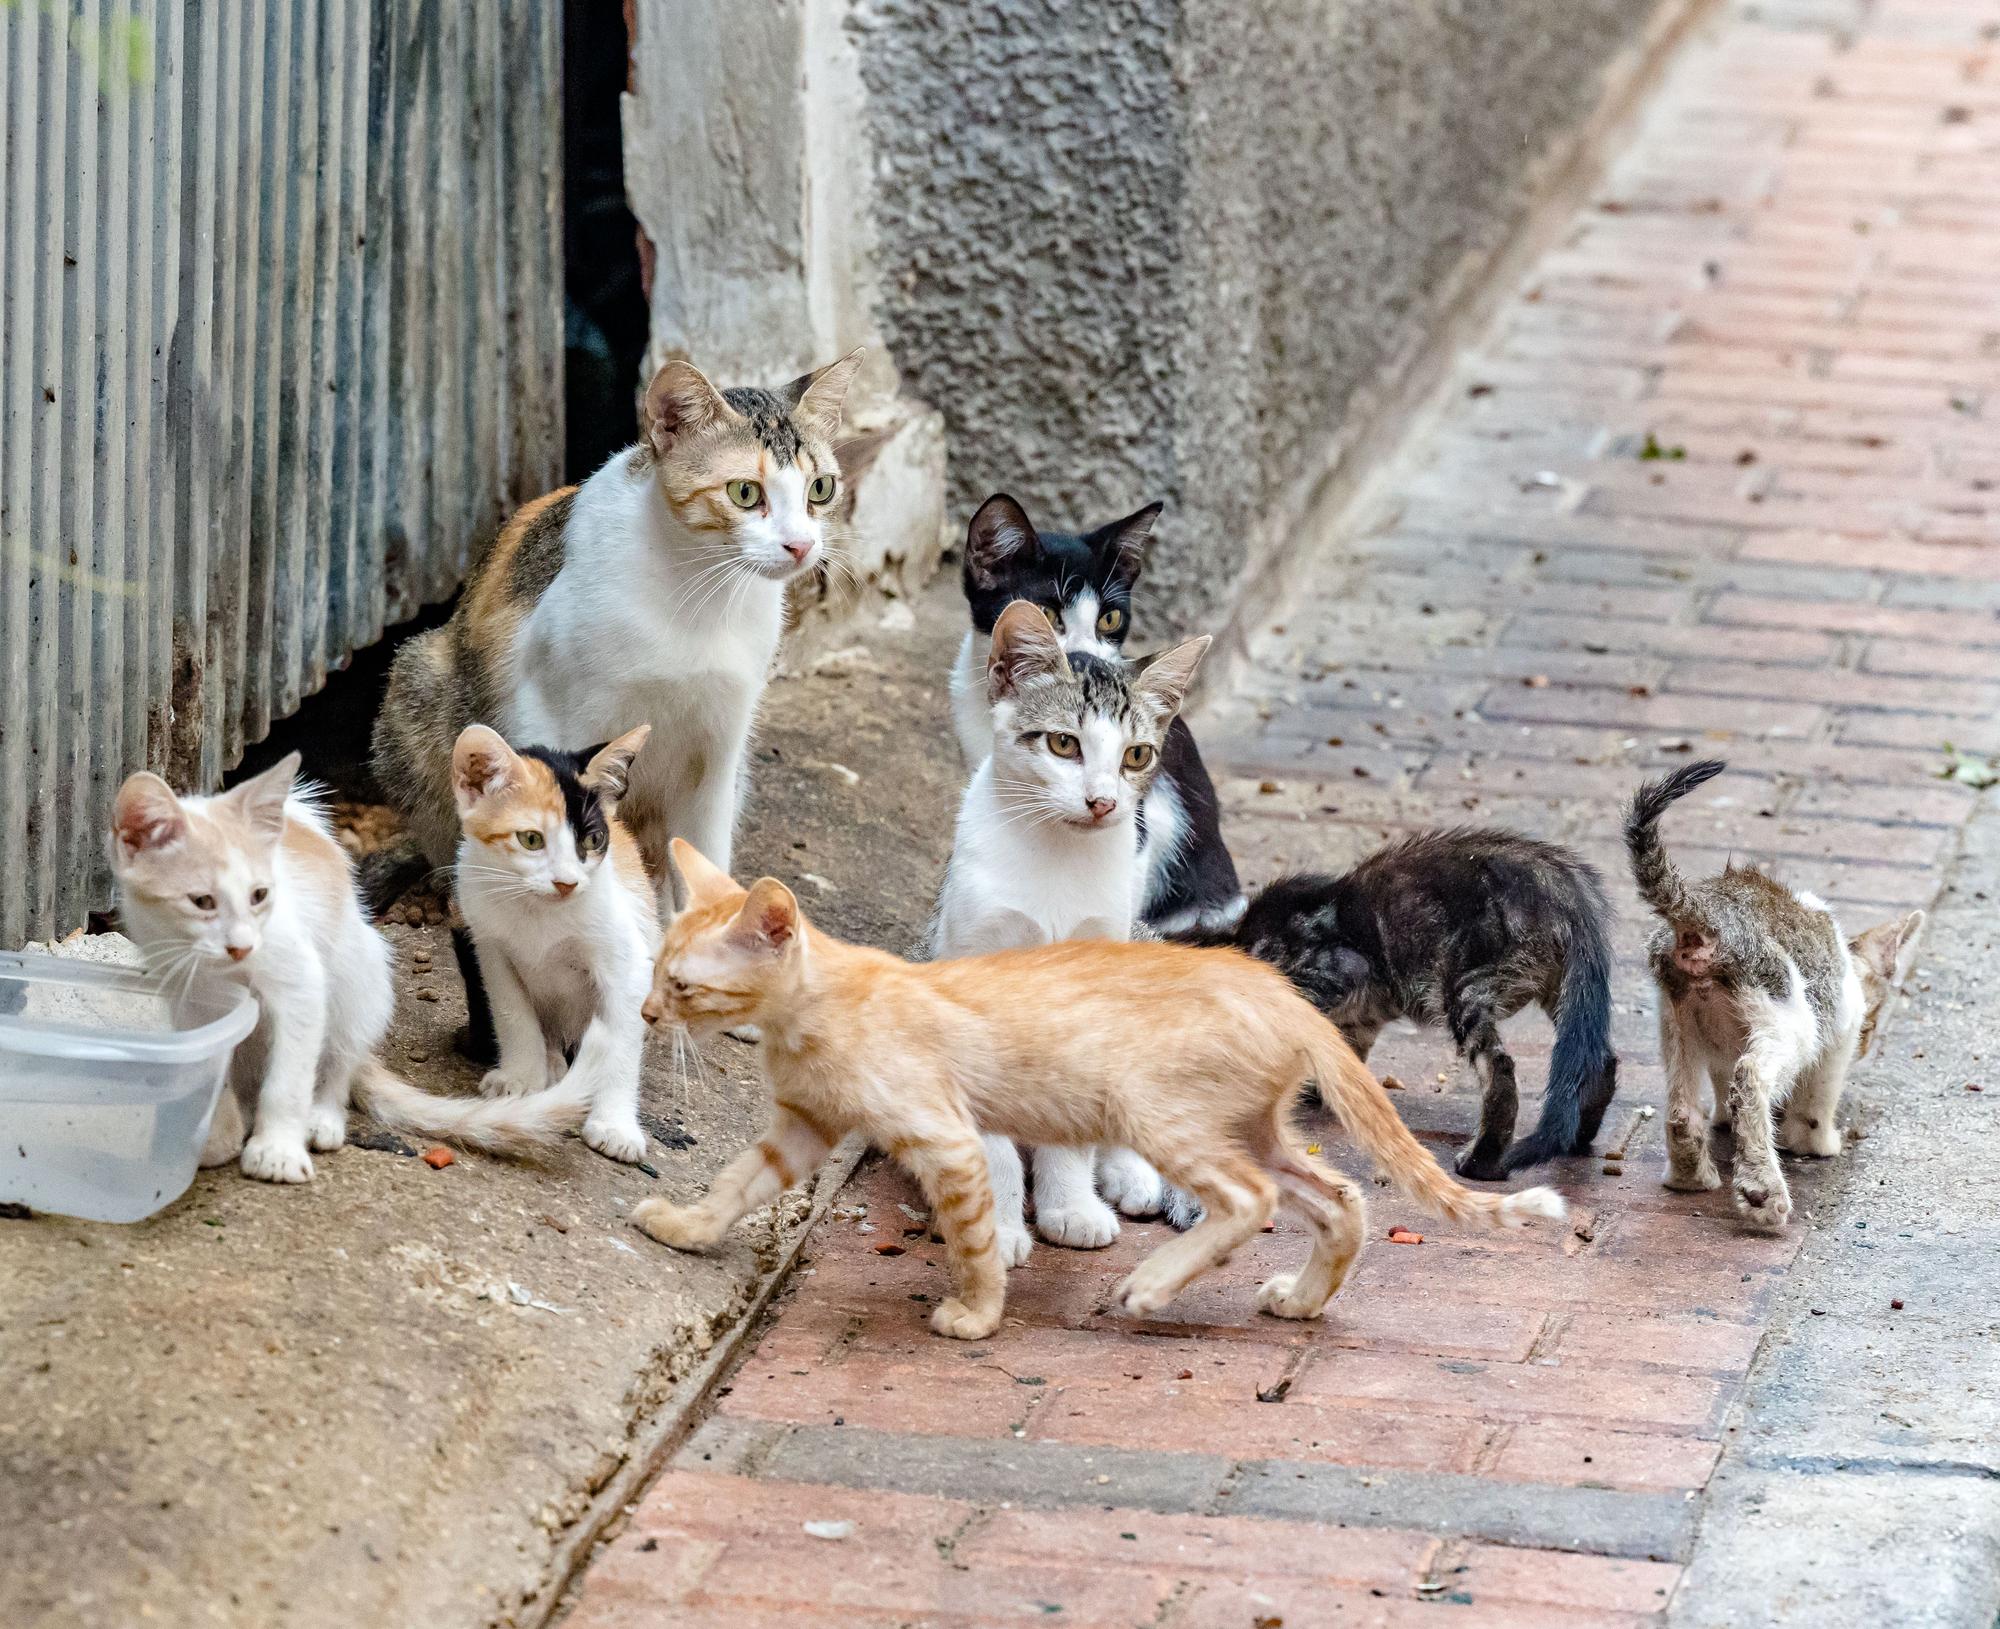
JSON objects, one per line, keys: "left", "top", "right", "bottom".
{"left": 1251, "top": 1125, "right": 1366, "bottom": 1320}
{"left": 901, "top": 1131, "right": 1008, "bottom": 1340}
{"left": 1447, "top": 989, "right": 1518, "bottom": 1181}
{"left": 1726, "top": 1012, "right": 1815, "bottom": 1230}
{"left": 1114, "top": 1150, "right": 1275, "bottom": 1317}
{"left": 1032, "top": 1144, "right": 1120, "bottom": 1249}
{"left": 1661, "top": 1004, "right": 1722, "bottom": 1192}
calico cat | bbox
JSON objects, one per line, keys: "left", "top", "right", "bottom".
{"left": 635, "top": 841, "right": 1566, "bottom": 1341}
{"left": 949, "top": 493, "right": 1243, "bottom": 936}
{"left": 371, "top": 352, "right": 861, "bottom": 1053}
{"left": 1628, "top": 759, "right": 1922, "bottom": 1230}
{"left": 452, "top": 723, "right": 659, "bottom": 1163}
{"left": 929, "top": 600, "right": 1210, "bottom": 1260}
{"left": 111, "top": 756, "right": 593, "bottom": 1183}
{"left": 1194, "top": 831, "right": 1619, "bottom": 1180}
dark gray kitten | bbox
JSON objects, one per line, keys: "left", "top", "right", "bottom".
{"left": 1184, "top": 828, "right": 1619, "bottom": 1181}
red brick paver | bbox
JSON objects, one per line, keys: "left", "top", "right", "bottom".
{"left": 564, "top": 4, "right": 1996, "bottom": 1625}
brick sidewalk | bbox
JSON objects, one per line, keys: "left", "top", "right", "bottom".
{"left": 562, "top": 3, "right": 1998, "bottom": 1624}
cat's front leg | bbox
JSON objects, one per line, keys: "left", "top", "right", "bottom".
{"left": 240, "top": 981, "right": 327, "bottom": 1184}
{"left": 570, "top": 1001, "right": 650, "bottom": 1165}
{"left": 477, "top": 949, "right": 551, "bottom": 1100}
{"left": 1032, "top": 1144, "right": 1120, "bottom": 1248}
{"left": 982, "top": 1132, "right": 1034, "bottom": 1267}
{"left": 1096, "top": 1147, "right": 1168, "bottom": 1218}
{"left": 634, "top": 1105, "right": 831, "bottom": 1251}
{"left": 903, "top": 1131, "right": 1007, "bottom": 1340}
{"left": 1779, "top": 1028, "right": 1854, "bottom": 1159}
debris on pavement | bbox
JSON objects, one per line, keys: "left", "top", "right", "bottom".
{"left": 421, "top": 1146, "right": 455, "bottom": 1169}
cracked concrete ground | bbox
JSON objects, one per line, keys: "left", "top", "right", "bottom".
{"left": 0, "top": 586, "right": 970, "bottom": 1629}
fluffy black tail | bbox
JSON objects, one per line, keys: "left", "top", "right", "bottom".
{"left": 1626, "top": 758, "right": 1726, "bottom": 922}
{"left": 1499, "top": 910, "right": 1616, "bottom": 1172}
{"left": 356, "top": 837, "right": 432, "bottom": 919}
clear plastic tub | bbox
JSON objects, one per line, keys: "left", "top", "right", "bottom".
{"left": 0, "top": 949, "right": 259, "bottom": 1222}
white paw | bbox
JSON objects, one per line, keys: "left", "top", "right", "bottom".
{"left": 1779, "top": 1117, "right": 1841, "bottom": 1158}
{"left": 307, "top": 1104, "right": 348, "bottom": 1152}
{"left": 997, "top": 1222, "right": 1035, "bottom": 1268}
{"left": 239, "top": 1135, "right": 314, "bottom": 1184}
{"left": 1160, "top": 1186, "right": 1205, "bottom": 1231}
{"left": 1036, "top": 1195, "right": 1120, "bottom": 1250}
{"left": 1256, "top": 1271, "right": 1326, "bottom": 1321}
{"left": 479, "top": 1068, "right": 539, "bottom": 1099}
{"left": 725, "top": 1024, "right": 763, "bottom": 1045}
{"left": 583, "top": 1113, "right": 648, "bottom": 1165}
{"left": 1663, "top": 1158, "right": 1722, "bottom": 1193}
{"left": 1096, "top": 1149, "right": 1166, "bottom": 1217}
{"left": 1733, "top": 1169, "right": 1793, "bottom": 1232}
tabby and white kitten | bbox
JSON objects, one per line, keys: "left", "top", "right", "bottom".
{"left": 452, "top": 724, "right": 659, "bottom": 1163}
{"left": 949, "top": 493, "right": 1244, "bottom": 936}
{"left": 111, "top": 756, "right": 587, "bottom": 1184}
{"left": 1629, "top": 760, "right": 1922, "bottom": 1230}
{"left": 931, "top": 600, "right": 1210, "bottom": 1262}
{"left": 372, "top": 353, "right": 861, "bottom": 1053}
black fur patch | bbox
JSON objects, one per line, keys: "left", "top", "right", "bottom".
{"left": 518, "top": 744, "right": 613, "bottom": 855}
{"left": 508, "top": 490, "right": 575, "bottom": 602}
{"left": 721, "top": 386, "right": 804, "bottom": 464}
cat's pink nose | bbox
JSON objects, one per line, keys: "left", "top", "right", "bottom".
{"left": 782, "top": 539, "right": 815, "bottom": 562}
{"left": 553, "top": 880, "right": 577, "bottom": 898}
{"left": 226, "top": 945, "right": 251, "bottom": 963}
{"left": 1086, "top": 796, "right": 1118, "bottom": 821}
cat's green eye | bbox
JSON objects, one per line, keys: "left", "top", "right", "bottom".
{"left": 189, "top": 893, "right": 215, "bottom": 911}
{"left": 517, "top": 830, "right": 546, "bottom": 851}
{"left": 725, "top": 479, "right": 763, "bottom": 510}
{"left": 807, "top": 473, "right": 837, "bottom": 505}
{"left": 1098, "top": 607, "right": 1124, "bottom": 636}
{"left": 1122, "top": 743, "right": 1156, "bottom": 773}
{"left": 1046, "top": 732, "right": 1081, "bottom": 760}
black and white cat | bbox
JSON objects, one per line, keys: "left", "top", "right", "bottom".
{"left": 948, "top": 494, "right": 1245, "bottom": 936}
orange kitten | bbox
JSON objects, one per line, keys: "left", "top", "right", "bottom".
{"left": 634, "top": 841, "right": 1566, "bottom": 1340}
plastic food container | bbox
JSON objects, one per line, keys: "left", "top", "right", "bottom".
{"left": 0, "top": 950, "right": 258, "bottom": 1222}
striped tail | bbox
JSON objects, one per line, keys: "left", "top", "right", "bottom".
{"left": 1296, "top": 1020, "right": 1567, "bottom": 1230}
{"left": 1625, "top": 758, "right": 1727, "bottom": 922}
{"left": 351, "top": 1060, "right": 592, "bottom": 1157}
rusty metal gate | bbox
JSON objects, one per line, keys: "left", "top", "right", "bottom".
{"left": 0, "top": 0, "right": 564, "bottom": 945}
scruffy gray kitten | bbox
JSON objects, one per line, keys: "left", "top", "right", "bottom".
{"left": 1628, "top": 760, "right": 1922, "bottom": 1231}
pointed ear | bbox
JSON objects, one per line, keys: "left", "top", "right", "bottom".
{"left": 669, "top": 838, "right": 739, "bottom": 908}
{"left": 785, "top": 348, "right": 863, "bottom": 440}
{"left": 1852, "top": 909, "right": 1924, "bottom": 981}
{"left": 452, "top": 726, "right": 518, "bottom": 813}
{"left": 1133, "top": 633, "right": 1211, "bottom": 717}
{"left": 964, "top": 494, "right": 1039, "bottom": 591}
{"left": 112, "top": 772, "right": 186, "bottom": 856}
{"left": 1093, "top": 500, "right": 1162, "bottom": 587}
{"left": 728, "top": 877, "right": 800, "bottom": 954}
{"left": 987, "top": 599, "right": 1069, "bottom": 700}
{"left": 230, "top": 752, "right": 299, "bottom": 840}
{"left": 644, "top": 359, "right": 736, "bottom": 455}
{"left": 583, "top": 725, "right": 652, "bottom": 803}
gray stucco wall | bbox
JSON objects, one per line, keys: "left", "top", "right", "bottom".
{"left": 853, "top": 0, "right": 1662, "bottom": 637}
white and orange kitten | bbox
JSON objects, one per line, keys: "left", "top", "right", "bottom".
{"left": 111, "top": 755, "right": 589, "bottom": 1182}
{"left": 451, "top": 723, "right": 659, "bottom": 1163}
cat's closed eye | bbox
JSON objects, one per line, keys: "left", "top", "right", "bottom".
{"left": 1122, "top": 743, "right": 1155, "bottom": 773}
{"left": 1046, "top": 731, "right": 1081, "bottom": 760}
{"left": 189, "top": 893, "right": 215, "bottom": 911}
{"left": 517, "top": 830, "right": 546, "bottom": 851}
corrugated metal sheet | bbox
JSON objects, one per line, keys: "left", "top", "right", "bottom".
{"left": 0, "top": 0, "right": 564, "bottom": 945}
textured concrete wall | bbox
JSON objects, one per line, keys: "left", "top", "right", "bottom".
{"left": 853, "top": 0, "right": 1662, "bottom": 636}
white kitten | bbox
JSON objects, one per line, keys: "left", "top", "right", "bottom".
{"left": 929, "top": 601, "right": 1208, "bottom": 1263}
{"left": 452, "top": 724, "right": 660, "bottom": 1164}
{"left": 111, "top": 755, "right": 587, "bottom": 1184}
